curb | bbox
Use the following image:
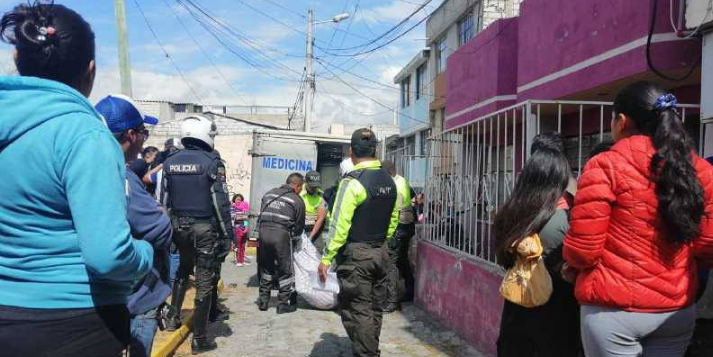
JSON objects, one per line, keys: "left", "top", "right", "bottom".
{"left": 150, "top": 280, "right": 224, "bottom": 357}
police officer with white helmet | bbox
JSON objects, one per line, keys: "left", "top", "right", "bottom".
{"left": 161, "top": 115, "right": 233, "bottom": 354}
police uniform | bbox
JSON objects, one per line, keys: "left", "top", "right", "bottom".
{"left": 300, "top": 171, "right": 327, "bottom": 251}
{"left": 257, "top": 184, "right": 305, "bottom": 311}
{"left": 161, "top": 143, "right": 233, "bottom": 349}
{"left": 385, "top": 174, "right": 416, "bottom": 311}
{"left": 321, "top": 160, "right": 398, "bottom": 357}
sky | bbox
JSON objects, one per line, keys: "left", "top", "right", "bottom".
{"left": 0, "top": 0, "right": 443, "bottom": 131}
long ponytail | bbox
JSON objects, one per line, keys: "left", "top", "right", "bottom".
{"left": 614, "top": 81, "right": 704, "bottom": 243}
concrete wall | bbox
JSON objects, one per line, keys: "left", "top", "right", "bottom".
{"left": 145, "top": 113, "right": 269, "bottom": 203}
{"left": 445, "top": 18, "right": 519, "bottom": 129}
{"left": 516, "top": 0, "right": 699, "bottom": 100}
{"left": 416, "top": 241, "right": 504, "bottom": 356}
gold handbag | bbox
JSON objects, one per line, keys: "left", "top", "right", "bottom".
{"left": 499, "top": 233, "right": 553, "bottom": 308}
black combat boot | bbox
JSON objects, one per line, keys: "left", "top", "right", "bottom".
{"left": 166, "top": 279, "right": 189, "bottom": 331}
{"left": 276, "top": 304, "right": 297, "bottom": 314}
{"left": 191, "top": 296, "right": 217, "bottom": 355}
{"left": 209, "top": 286, "right": 229, "bottom": 322}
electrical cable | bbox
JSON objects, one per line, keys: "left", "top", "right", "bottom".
{"left": 317, "top": 0, "right": 433, "bottom": 53}
{"left": 647, "top": 0, "right": 701, "bottom": 82}
{"left": 318, "top": 61, "right": 430, "bottom": 125}
{"left": 176, "top": 0, "right": 304, "bottom": 82}
{"left": 132, "top": 0, "right": 203, "bottom": 103}
{"left": 163, "top": 0, "right": 251, "bottom": 106}
{"left": 326, "top": 0, "right": 351, "bottom": 50}
{"left": 257, "top": 0, "right": 306, "bottom": 19}
{"left": 318, "top": 11, "right": 430, "bottom": 57}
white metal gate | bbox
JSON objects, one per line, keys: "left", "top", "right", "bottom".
{"left": 424, "top": 100, "right": 702, "bottom": 265}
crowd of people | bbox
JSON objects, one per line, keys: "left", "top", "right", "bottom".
{"left": 0, "top": 4, "right": 416, "bottom": 357}
{"left": 494, "top": 81, "right": 713, "bottom": 357}
{"left": 8, "top": 2, "right": 713, "bottom": 357}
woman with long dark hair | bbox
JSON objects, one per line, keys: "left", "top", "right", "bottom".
{"left": 564, "top": 81, "right": 713, "bottom": 356}
{"left": 0, "top": 2, "right": 153, "bottom": 356}
{"left": 494, "top": 132, "right": 580, "bottom": 357}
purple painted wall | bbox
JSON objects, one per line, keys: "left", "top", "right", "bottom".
{"left": 446, "top": 19, "right": 519, "bottom": 129}
{"left": 517, "top": 0, "right": 699, "bottom": 100}
{"left": 416, "top": 241, "right": 503, "bottom": 356}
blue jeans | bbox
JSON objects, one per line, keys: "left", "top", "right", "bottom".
{"left": 169, "top": 251, "right": 181, "bottom": 285}
{"left": 129, "top": 308, "right": 159, "bottom": 357}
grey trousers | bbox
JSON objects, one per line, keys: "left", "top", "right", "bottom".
{"left": 581, "top": 304, "right": 695, "bottom": 357}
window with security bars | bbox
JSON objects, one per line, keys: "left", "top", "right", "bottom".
{"left": 436, "top": 38, "right": 447, "bottom": 73}
{"left": 459, "top": 15, "right": 474, "bottom": 46}
{"left": 401, "top": 75, "right": 411, "bottom": 108}
{"left": 416, "top": 64, "right": 426, "bottom": 100}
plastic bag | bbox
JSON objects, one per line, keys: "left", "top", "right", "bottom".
{"left": 293, "top": 234, "right": 338, "bottom": 310}
{"left": 499, "top": 233, "right": 553, "bottom": 308}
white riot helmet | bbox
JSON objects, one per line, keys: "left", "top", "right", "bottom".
{"left": 339, "top": 158, "right": 354, "bottom": 178}
{"left": 180, "top": 115, "right": 217, "bottom": 149}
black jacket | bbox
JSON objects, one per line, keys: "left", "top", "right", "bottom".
{"left": 259, "top": 185, "right": 305, "bottom": 237}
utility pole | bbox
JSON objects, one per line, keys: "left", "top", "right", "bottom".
{"left": 304, "top": 10, "right": 315, "bottom": 133}
{"left": 114, "top": 0, "right": 133, "bottom": 97}
{"left": 303, "top": 11, "right": 349, "bottom": 132}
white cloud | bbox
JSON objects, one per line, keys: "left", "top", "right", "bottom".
{"left": 90, "top": 64, "right": 253, "bottom": 105}
{"left": 358, "top": 0, "right": 425, "bottom": 24}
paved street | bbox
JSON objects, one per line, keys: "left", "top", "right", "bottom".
{"left": 172, "top": 256, "right": 485, "bottom": 357}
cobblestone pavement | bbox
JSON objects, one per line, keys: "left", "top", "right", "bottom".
{"left": 173, "top": 256, "right": 485, "bottom": 357}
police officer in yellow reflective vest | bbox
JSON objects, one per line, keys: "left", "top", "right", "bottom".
{"left": 381, "top": 160, "right": 417, "bottom": 313}
{"left": 318, "top": 129, "right": 398, "bottom": 357}
{"left": 300, "top": 170, "right": 327, "bottom": 251}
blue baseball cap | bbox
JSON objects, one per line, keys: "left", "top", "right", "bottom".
{"left": 95, "top": 94, "right": 159, "bottom": 133}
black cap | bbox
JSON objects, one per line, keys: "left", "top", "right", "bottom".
{"left": 305, "top": 171, "right": 321, "bottom": 188}
{"left": 351, "top": 128, "right": 378, "bottom": 150}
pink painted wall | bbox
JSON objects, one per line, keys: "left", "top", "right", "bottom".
{"left": 415, "top": 241, "right": 503, "bottom": 356}
{"left": 446, "top": 18, "right": 519, "bottom": 129}
{"left": 516, "top": 0, "right": 700, "bottom": 100}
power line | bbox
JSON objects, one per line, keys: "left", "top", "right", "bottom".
{"left": 163, "top": 0, "right": 251, "bottom": 106}
{"left": 318, "top": 60, "right": 429, "bottom": 125}
{"left": 176, "top": 0, "right": 304, "bottom": 82}
{"left": 256, "top": 0, "right": 306, "bottom": 19}
{"left": 320, "top": 88, "right": 393, "bottom": 117}
{"left": 319, "top": 11, "right": 429, "bottom": 57}
{"left": 132, "top": 0, "right": 203, "bottom": 103}
{"left": 326, "top": 0, "right": 352, "bottom": 50}
{"left": 316, "top": 0, "right": 432, "bottom": 54}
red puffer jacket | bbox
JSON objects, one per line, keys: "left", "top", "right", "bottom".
{"left": 564, "top": 135, "right": 713, "bottom": 312}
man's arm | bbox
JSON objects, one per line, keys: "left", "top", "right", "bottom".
{"left": 309, "top": 203, "right": 327, "bottom": 239}
{"left": 320, "top": 179, "right": 365, "bottom": 265}
{"left": 126, "top": 171, "right": 172, "bottom": 250}
{"left": 387, "top": 194, "right": 399, "bottom": 239}
{"left": 211, "top": 161, "right": 234, "bottom": 238}
{"left": 143, "top": 163, "right": 163, "bottom": 186}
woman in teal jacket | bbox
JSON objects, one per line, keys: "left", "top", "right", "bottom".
{"left": 0, "top": 3, "right": 153, "bottom": 356}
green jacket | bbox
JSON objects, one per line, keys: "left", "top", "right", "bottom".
{"left": 321, "top": 160, "right": 399, "bottom": 265}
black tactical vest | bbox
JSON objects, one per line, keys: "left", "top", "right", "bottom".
{"left": 347, "top": 168, "right": 397, "bottom": 243}
{"left": 164, "top": 148, "right": 219, "bottom": 218}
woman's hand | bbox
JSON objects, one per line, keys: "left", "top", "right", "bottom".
{"left": 561, "top": 262, "right": 578, "bottom": 283}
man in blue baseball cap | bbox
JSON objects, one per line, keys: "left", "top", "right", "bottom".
{"left": 96, "top": 94, "right": 172, "bottom": 357}
{"left": 96, "top": 94, "right": 158, "bottom": 163}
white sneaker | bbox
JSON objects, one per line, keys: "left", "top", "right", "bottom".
{"left": 235, "top": 263, "right": 244, "bottom": 267}
{"left": 242, "top": 262, "right": 251, "bottom": 267}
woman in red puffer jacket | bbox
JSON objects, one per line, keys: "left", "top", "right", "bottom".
{"left": 564, "top": 81, "right": 713, "bottom": 357}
